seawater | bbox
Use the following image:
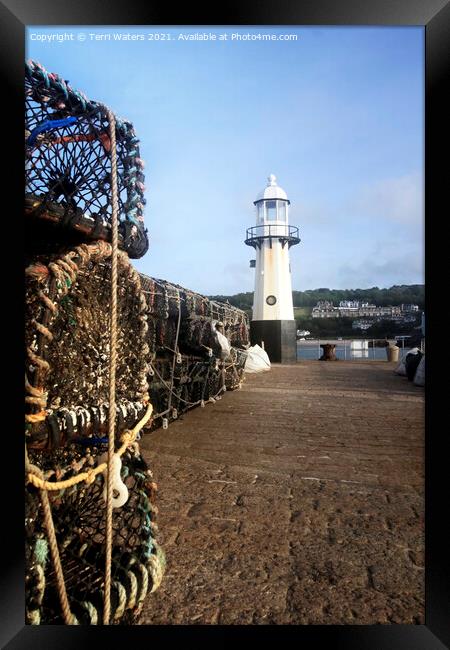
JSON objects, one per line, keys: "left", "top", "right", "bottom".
{"left": 296, "top": 343, "right": 412, "bottom": 361}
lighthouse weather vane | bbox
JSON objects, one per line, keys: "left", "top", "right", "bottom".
{"left": 244, "top": 174, "right": 300, "bottom": 363}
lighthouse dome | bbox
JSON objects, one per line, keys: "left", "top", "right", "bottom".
{"left": 255, "top": 174, "right": 289, "bottom": 202}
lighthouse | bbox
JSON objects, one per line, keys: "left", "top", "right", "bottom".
{"left": 244, "top": 174, "right": 300, "bottom": 363}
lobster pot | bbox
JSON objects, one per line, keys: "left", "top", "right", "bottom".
{"left": 25, "top": 242, "right": 165, "bottom": 625}
{"left": 25, "top": 60, "right": 148, "bottom": 259}
{"left": 138, "top": 274, "right": 250, "bottom": 426}
{"left": 225, "top": 348, "right": 248, "bottom": 391}
{"left": 26, "top": 446, "right": 165, "bottom": 625}
{"left": 25, "top": 242, "right": 150, "bottom": 450}
{"left": 140, "top": 276, "right": 218, "bottom": 355}
{"left": 139, "top": 274, "right": 250, "bottom": 356}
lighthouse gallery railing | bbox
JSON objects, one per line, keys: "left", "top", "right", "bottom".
{"left": 244, "top": 223, "right": 300, "bottom": 249}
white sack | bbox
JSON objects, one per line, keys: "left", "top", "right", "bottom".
{"left": 413, "top": 355, "right": 425, "bottom": 386}
{"left": 394, "top": 348, "right": 420, "bottom": 376}
{"left": 244, "top": 344, "right": 271, "bottom": 373}
{"left": 216, "top": 329, "right": 231, "bottom": 360}
{"left": 212, "top": 320, "right": 232, "bottom": 360}
{"left": 394, "top": 360, "right": 407, "bottom": 376}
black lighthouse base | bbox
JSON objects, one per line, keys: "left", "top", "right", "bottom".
{"left": 250, "top": 320, "right": 297, "bottom": 364}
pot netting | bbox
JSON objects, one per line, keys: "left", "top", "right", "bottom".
{"left": 224, "top": 347, "right": 249, "bottom": 391}
{"left": 139, "top": 274, "right": 250, "bottom": 427}
{"left": 140, "top": 274, "right": 249, "bottom": 356}
{"left": 26, "top": 445, "right": 165, "bottom": 625}
{"left": 25, "top": 60, "right": 148, "bottom": 259}
{"left": 25, "top": 242, "right": 150, "bottom": 450}
{"left": 25, "top": 242, "right": 164, "bottom": 625}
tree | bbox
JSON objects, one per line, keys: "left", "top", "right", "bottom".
{"left": 208, "top": 285, "right": 424, "bottom": 312}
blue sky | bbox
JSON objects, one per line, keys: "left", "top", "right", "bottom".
{"left": 27, "top": 26, "right": 424, "bottom": 294}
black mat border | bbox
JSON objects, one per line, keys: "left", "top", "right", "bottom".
{"left": 1, "top": 0, "right": 448, "bottom": 647}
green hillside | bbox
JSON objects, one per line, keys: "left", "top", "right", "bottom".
{"left": 209, "top": 285, "right": 425, "bottom": 312}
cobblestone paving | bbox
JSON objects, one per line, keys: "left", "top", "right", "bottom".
{"left": 139, "top": 361, "right": 424, "bottom": 624}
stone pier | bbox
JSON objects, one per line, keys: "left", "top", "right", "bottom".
{"left": 139, "top": 360, "right": 424, "bottom": 625}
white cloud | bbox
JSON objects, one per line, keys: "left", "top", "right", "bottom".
{"left": 337, "top": 248, "right": 424, "bottom": 289}
{"left": 354, "top": 172, "right": 423, "bottom": 226}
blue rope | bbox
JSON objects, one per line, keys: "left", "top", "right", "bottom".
{"left": 73, "top": 436, "right": 108, "bottom": 446}
{"left": 27, "top": 116, "right": 78, "bottom": 146}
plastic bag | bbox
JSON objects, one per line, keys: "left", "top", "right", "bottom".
{"left": 216, "top": 328, "right": 231, "bottom": 360}
{"left": 244, "top": 344, "right": 271, "bottom": 373}
{"left": 405, "top": 349, "right": 423, "bottom": 381}
{"left": 394, "top": 360, "right": 407, "bottom": 376}
{"left": 413, "top": 355, "right": 425, "bottom": 386}
{"left": 394, "top": 347, "right": 420, "bottom": 376}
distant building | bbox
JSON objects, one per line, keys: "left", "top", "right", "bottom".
{"left": 337, "top": 301, "right": 396, "bottom": 318}
{"left": 352, "top": 319, "right": 372, "bottom": 330}
{"left": 311, "top": 301, "right": 339, "bottom": 318}
{"left": 311, "top": 300, "right": 420, "bottom": 322}
{"left": 339, "top": 300, "right": 361, "bottom": 309}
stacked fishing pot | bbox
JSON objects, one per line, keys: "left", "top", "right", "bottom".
{"left": 25, "top": 60, "right": 149, "bottom": 258}
{"left": 25, "top": 60, "right": 251, "bottom": 625}
{"left": 139, "top": 275, "right": 250, "bottom": 428}
{"left": 25, "top": 61, "right": 163, "bottom": 625}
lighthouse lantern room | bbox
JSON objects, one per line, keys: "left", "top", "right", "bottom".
{"left": 244, "top": 174, "right": 300, "bottom": 363}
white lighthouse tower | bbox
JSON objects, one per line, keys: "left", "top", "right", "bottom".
{"left": 245, "top": 174, "right": 300, "bottom": 363}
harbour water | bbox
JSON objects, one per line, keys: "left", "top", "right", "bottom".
{"left": 297, "top": 340, "right": 413, "bottom": 361}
